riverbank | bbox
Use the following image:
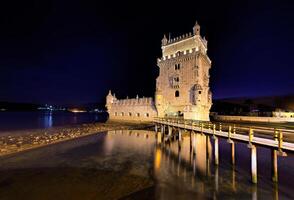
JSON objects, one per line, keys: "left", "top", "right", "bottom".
{"left": 0, "top": 121, "right": 153, "bottom": 157}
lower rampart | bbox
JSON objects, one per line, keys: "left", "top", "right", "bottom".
{"left": 108, "top": 97, "right": 157, "bottom": 122}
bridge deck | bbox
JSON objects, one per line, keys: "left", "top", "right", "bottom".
{"left": 154, "top": 118, "right": 294, "bottom": 152}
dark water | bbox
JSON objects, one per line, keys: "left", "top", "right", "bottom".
{"left": 0, "top": 130, "right": 293, "bottom": 200}
{"left": 0, "top": 111, "right": 108, "bottom": 132}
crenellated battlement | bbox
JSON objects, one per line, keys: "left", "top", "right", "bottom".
{"left": 162, "top": 32, "right": 207, "bottom": 47}
{"left": 112, "top": 97, "right": 154, "bottom": 106}
{"left": 163, "top": 32, "right": 194, "bottom": 46}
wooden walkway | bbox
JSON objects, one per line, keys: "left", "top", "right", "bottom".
{"left": 154, "top": 118, "right": 294, "bottom": 152}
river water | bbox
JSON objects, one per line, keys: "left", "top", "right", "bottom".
{"left": 0, "top": 130, "right": 293, "bottom": 200}
{"left": 0, "top": 111, "right": 108, "bottom": 132}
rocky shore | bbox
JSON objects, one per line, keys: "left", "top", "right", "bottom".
{"left": 0, "top": 121, "right": 153, "bottom": 157}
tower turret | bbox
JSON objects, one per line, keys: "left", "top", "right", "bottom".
{"left": 106, "top": 90, "right": 116, "bottom": 111}
{"left": 161, "top": 34, "right": 168, "bottom": 46}
{"left": 193, "top": 21, "right": 201, "bottom": 35}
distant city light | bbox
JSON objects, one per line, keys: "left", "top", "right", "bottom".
{"left": 38, "top": 104, "right": 66, "bottom": 111}
{"left": 68, "top": 109, "right": 86, "bottom": 113}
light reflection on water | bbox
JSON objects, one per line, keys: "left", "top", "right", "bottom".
{"left": 0, "top": 130, "right": 293, "bottom": 199}
{"left": 43, "top": 112, "right": 53, "bottom": 128}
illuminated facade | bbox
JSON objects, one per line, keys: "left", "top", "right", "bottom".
{"left": 155, "top": 21, "right": 212, "bottom": 121}
{"left": 106, "top": 21, "right": 212, "bottom": 121}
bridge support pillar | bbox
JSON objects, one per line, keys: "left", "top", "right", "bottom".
{"left": 206, "top": 135, "right": 211, "bottom": 176}
{"left": 231, "top": 142, "right": 235, "bottom": 165}
{"left": 193, "top": 132, "right": 196, "bottom": 155}
{"left": 156, "top": 132, "right": 161, "bottom": 144}
{"left": 178, "top": 129, "right": 182, "bottom": 151}
{"left": 214, "top": 136, "right": 219, "bottom": 165}
{"left": 190, "top": 131, "right": 193, "bottom": 152}
{"left": 168, "top": 126, "right": 172, "bottom": 136}
{"left": 160, "top": 125, "right": 165, "bottom": 144}
{"left": 168, "top": 126, "right": 172, "bottom": 142}
{"left": 189, "top": 131, "right": 193, "bottom": 165}
{"left": 251, "top": 145, "right": 257, "bottom": 184}
{"left": 271, "top": 149, "right": 278, "bottom": 182}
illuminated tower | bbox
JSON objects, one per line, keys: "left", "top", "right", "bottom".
{"left": 155, "top": 21, "right": 212, "bottom": 121}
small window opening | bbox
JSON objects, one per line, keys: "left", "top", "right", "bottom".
{"left": 175, "top": 90, "right": 180, "bottom": 97}
{"left": 175, "top": 64, "right": 181, "bottom": 70}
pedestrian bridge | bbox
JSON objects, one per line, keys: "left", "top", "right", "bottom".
{"left": 153, "top": 117, "right": 294, "bottom": 151}
{"left": 153, "top": 117, "right": 294, "bottom": 184}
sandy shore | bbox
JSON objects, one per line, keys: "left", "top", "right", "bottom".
{"left": 0, "top": 121, "right": 153, "bottom": 157}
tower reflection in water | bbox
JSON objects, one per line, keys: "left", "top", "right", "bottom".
{"left": 153, "top": 133, "right": 214, "bottom": 199}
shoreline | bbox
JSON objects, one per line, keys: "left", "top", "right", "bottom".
{"left": 0, "top": 121, "right": 153, "bottom": 157}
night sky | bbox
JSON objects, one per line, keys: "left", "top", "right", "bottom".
{"left": 1, "top": 0, "right": 294, "bottom": 105}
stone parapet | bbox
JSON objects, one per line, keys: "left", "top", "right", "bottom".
{"left": 112, "top": 97, "right": 154, "bottom": 106}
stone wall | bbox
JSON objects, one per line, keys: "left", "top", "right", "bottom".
{"left": 106, "top": 92, "right": 157, "bottom": 122}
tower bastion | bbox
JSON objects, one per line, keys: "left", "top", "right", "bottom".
{"left": 106, "top": 91, "right": 157, "bottom": 122}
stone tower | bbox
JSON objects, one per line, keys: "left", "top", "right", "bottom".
{"left": 155, "top": 21, "right": 212, "bottom": 121}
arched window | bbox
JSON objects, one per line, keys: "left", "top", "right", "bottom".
{"left": 136, "top": 113, "right": 140, "bottom": 117}
{"left": 129, "top": 112, "right": 132, "bottom": 116}
{"left": 146, "top": 113, "right": 149, "bottom": 117}
{"left": 114, "top": 112, "right": 117, "bottom": 116}
{"left": 121, "top": 112, "right": 124, "bottom": 116}
{"left": 175, "top": 90, "right": 180, "bottom": 97}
